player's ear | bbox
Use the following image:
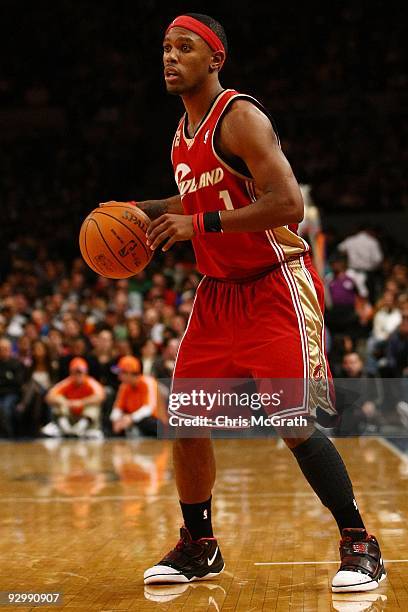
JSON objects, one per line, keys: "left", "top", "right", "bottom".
{"left": 209, "top": 51, "right": 225, "bottom": 73}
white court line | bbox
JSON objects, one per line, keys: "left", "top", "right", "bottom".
{"left": 255, "top": 559, "right": 408, "bottom": 566}
{"left": 254, "top": 438, "right": 408, "bottom": 568}
{"left": 0, "top": 489, "right": 406, "bottom": 503}
{"left": 376, "top": 437, "right": 408, "bottom": 462}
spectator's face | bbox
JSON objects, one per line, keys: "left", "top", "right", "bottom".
{"left": 342, "top": 353, "right": 363, "bottom": 377}
{"left": 382, "top": 290, "right": 395, "bottom": 309}
{"left": 385, "top": 280, "right": 398, "bottom": 296}
{"left": 72, "top": 339, "right": 86, "bottom": 355}
{"left": 45, "top": 261, "right": 57, "bottom": 279}
{"left": 71, "top": 370, "right": 86, "bottom": 384}
{"left": 171, "top": 315, "right": 186, "bottom": 335}
{"left": 105, "top": 311, "right": 117, "bottom": 327}
{"left": 142, "top": 340, "right": 157, "bottom": 358}
{"left": 120, "top": 370, "right": 140, "bottom": 385}
{"left": 152, "top": 273, "right": 166, "bottom": 288}
{"left": 18, "top": 336, "right": 31, "bottom": 355}
{"left": 400, "top": 311, "right": 408, "bottom": 336}
{"left": 116, "top": 340, "right": 131, "bottom": 356}
{"left": 392, "top": 265, "right": 408, "bottom": 288}
{"left": 71, "top": 272, "right": 84, "bottom": 289}
{"left": 165, "top": 339, "right": 180, "bottom": 360}
{"left": 144, "top": 309, "right": 159, "bottom": 326}
{"left": 127, "top": 320, "right": 141, "bottom": 337}
{"left": 48, "top": 329, "right": 63, "bottom": 348}
{"left": 114, "top": 291, "right": 128, "bottom": 313}
{"left": 25, "top": 323, "right": 39, "bottom": 341}
{"left": 31, "top": 309, "right": 45, "bottom": 326}
{"left": 0, "top": 339, "right": 12, "bottom": 360}
{"left": 51, "top": 294, "right": 63, "bottom": 309}
{"left": 14, "top": 294, "right": 28, "bottom": 313}
{"left": 32, "top": 341, "right": 47, "bottom": 359}
{"left": 162, "top": 305, "right": 176, "bottom": 320}
{"left": 97, "top": 331, "right": 113, "bottom": 353}
{"left": 64, "top": 319, "right": 80, "bottom": 338}
{"left": 331, "top": 259, "right": 346, "bottom": 274}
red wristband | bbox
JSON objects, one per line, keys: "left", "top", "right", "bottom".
{"left": 128, "top": 200, "right": 138, "bottom": 206}
{"left": 198, "top": 212, "right": 205, "bottom": 233}
{"left": 192, "top": 213, "right": 201, "bottom": 235}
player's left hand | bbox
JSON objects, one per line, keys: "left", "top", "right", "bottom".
{"left": 146, "top": 214, "right": 194, "bottom": 251}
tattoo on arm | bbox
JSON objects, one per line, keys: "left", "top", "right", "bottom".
{"left": 138, "top": 200, "right": 169, "bottom": 220}
{"left": 138, "top": 195, "right": 183, "bottom": 219}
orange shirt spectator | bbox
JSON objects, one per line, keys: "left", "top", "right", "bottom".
{"left": 110, "top": 356, "right": 159, "bottom": 433}
{"left": 47, "top": 357, "right": 105, "bottom": 416}
{"left": 115, "top": 377, "right": 158, "bottom": 418}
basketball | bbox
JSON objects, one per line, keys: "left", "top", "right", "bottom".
{"left": 79, "top": 203, "right": 153, "bottom": 279}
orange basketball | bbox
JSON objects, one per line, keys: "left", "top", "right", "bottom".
{"left": 79, "top": 203, "right": 153, "bottom": 279}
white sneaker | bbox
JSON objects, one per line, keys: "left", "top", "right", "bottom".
{"left": 41, "top": 422, "right": 62, "bottom": 438}
{"left": 332, "top": 529, "right": 386, "bottom": 593}
{"left": 85, "top": 428, "right": 104, "bottom": 440}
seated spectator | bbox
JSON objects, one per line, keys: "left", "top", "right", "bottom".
{"left": 17, "top": 335, "right": 32, "bottom": 368}
{"left": 366, "top": 290, "right": 402, "bottom": 374}
{"left": 110, "top": 356, "right": 159, "bottom": 437}
{"left": 89, "top": 329, "right": 118, "bottom": 435}
{"left": 385, "top": 306, "right": 408, "bottom": 377}
{"left": 17, "top": 339, "right": 57, "bottom": 436}
{"left": 42, "top": 357, "right": 105, "bottom": 439}
{"left": 58, "top": 336, "right": 92, "bottom": 379}
{"left": 90, "top": 329, "right": 116, "bottom": 386}
{"left": 140, "top": 339, "right": 158, "bottom": 376}
{"left": 152, "top": 338, "right": 180, "bottom": 380}
{"left": 0, "top": 337, "right": 26, "bottom": 437}
{"left": 325, "top": 253, "right": 362, "bottom": 338}
{"left": 336, "top": 352, "right": 383, "bottom": 435}
{"left": 385, "top": 306, "right": 408, "bottom": 427}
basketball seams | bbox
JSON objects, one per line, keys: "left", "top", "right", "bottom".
{"left": 98, "top": 202, "right": 151, "bottom": 225}
{"left": 81, "top": 218, "right": 101, "bottom": 276}
{"left": 93, "top": 209, "right": 151, "bottom": 260}
{"left": 87, "top": 218, "right": 134, "bottom": 274}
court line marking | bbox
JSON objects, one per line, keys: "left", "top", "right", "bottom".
{"left": 255, "top": 560, "right": 408, "bottom": 566}
{"left": 0, "top": 489, "right": 405, "bottom": 502}
{"left": 377, "top": 437, "right": 408, "bottom": 462}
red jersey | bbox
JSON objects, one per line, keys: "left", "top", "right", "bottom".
{"left": 171, "top": 89, "right": 309, "bottom": 280}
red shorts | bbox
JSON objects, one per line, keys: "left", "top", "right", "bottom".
{"left": 173, "top": 254, "right": 335, "bottom": 420}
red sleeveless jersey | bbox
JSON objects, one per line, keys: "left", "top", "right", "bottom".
{"left": 171, "top": 89, "right": 309, "bottom": 280}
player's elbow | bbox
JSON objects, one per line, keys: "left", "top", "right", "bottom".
{"left": 285, "top": 195, "right": 304, "bottom": 224}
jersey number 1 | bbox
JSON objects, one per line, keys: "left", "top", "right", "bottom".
{"left": 219, "top": 190, "right": 234, "bottom": 210}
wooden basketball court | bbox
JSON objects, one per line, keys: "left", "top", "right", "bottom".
{"left": 0, "top": 436, "right": 406, "bottom": 611}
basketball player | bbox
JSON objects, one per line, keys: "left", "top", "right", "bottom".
{"left": 103, "top": 14, "right": 385, "bottom": 592}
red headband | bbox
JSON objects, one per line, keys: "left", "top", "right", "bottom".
{"left": 166, "top": 15, "right": 225, "bottom": 54}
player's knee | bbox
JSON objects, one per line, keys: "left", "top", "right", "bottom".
{"left": 280, "top": 422, "right": 316, "bottom": 449}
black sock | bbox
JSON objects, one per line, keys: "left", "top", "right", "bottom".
{"left": 290, "top": 429, "right": 365, "bottom": 533}
{"left": 180, "top": 496, "right": 213, "bottom": 540}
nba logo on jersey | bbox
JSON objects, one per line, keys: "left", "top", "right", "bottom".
{"left": 174, "top": 128, "right": 181, "bottom": 148}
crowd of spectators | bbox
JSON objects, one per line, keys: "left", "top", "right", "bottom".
{"left": 0, "top": 240, "right": 199, "bottom": 438}
{"left": 1, "top": 228, "right": 408, "bottom": 438}
{"left": 0, "top": 2, "right": 406, "bottom": 437}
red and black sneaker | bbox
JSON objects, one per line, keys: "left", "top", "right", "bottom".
{"left": 332, "top": 528, "right": 386, "bottom": 592}
{"left": 143, "top": 526, "right": 225, "bottom": 584}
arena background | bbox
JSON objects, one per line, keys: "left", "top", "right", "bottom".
{"left": 0, "top": 1, "right": 407, "bottom": 610}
